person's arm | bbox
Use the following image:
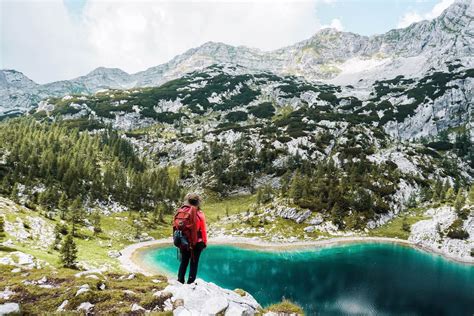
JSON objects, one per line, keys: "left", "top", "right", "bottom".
{"left": 200, "top": 212, "right": 208, "bottom": 245}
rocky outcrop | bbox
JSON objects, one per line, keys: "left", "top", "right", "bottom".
{"left": 409, "top": 206, "right": 474, "bottom": 262}
{"left": 159, "top": 279, "right": 261, "bottom": 315}
{"left": 0, "top": 302, "right": 20, "bottom": 315}
{"left": 0, "top": 251, "right": 45, "bottom": 270}
{"left": 272, "top": 206, "right": 312, "bottom": 224}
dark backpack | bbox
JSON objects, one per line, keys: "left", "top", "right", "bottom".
{"left": 173, "top": 205, "right": 197, "bottom": 251}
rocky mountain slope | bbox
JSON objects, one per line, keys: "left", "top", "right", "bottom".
{"left": 1, "top": 0, "right": 473, "bottom": 116}
{"left": 37, "top": 63, "right": 473, "bottom": 141}
{"left": 21, "top": 63, "right": 469, "bottom": 230}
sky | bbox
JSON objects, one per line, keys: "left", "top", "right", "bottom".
{"left": 0, "top": 0, "right": 455, "bottom": 83}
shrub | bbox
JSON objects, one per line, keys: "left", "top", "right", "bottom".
{"left": 446, "top": 219, "right": 469, "bottom": 240}
{"left": 265, "top": 299, "right": 304, "bottom": 315}
{"left": 226, "top": 111, "right": 248, "bottom": 122}
{"left": 248, "top": 102, "right": 275, "bottom": 119}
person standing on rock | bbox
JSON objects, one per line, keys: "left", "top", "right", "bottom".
{"left": 173, "top": 193, "right": 208, "bottom": 284}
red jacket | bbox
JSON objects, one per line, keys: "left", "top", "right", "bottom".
{"left": 196, "top": 210, "right": 207, "bottom": 245}
{"left": 178, "top": 205, "right": 207, "bottom": 246}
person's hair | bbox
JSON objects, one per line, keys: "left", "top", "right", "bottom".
{"left": 185, "top": 192, "right": 201, "bottom": 207}
{"left": 189, "top": 198, "right": 199, "bottom": 206}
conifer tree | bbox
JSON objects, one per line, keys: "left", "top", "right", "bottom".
{"left": 289, "top": 171, "right": 304, "bottom": 201}
{"left": 0, "top": 217, "right": 5, "bottom": 242}
{"left": 445, "top": 187, "right": 455, "bottom": 202}
{"left": 53, "top": 223, "right": 66, "bottom": 250}
{"left": 179, "top": 160, "right": 186, "bottom": 179}
{"left": 69, "top": 197, "right": 83, "bottom": 237}
{"left": 469, "top": 185, "right": 474, "bottom": 204}
{"left": 10, "top": 184, "right": 19, "bottom": 203}
{"left": 58, "top": 192, "right": 68, "bottom": 220}
{"left": 454, "top": 189, "right": 467, "bottom": 219}
{"left": 60, "top": 234, "right": 78, "bottom": 268}
{"left": 92, "top": 212, "right": 102, "bottom": 235}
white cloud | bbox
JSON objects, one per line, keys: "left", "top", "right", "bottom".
{"left": 1, "top": 0, "right": 95, "bottom": 83}
{"left": 321, "top": 18, "right": 344, "bottom": 31}
{"left": 1, "top": 0, "right": 327, "bottom": 83}
{"left": 83, "top": 1, "right": 322, "bottom": 76}
{"left": 397, "top": 0, "right": 454, "bottom": 28}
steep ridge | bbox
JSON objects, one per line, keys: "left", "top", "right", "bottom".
{"left": 1, "top": 0, "right": 472, "bottom": 115}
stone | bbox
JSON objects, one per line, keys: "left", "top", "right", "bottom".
{"left": 77, "top": 302, "right": 94, "bottom": 313}
{"left": 0, "top": 303, "right": 20, "bottom": 315}
{"left": 76, "top": 284, "right": 90, "bottom": 296}
{"left": 12, "top": 252, "right": 34, "bottom": 265}
{"left": 303, "top": 226, "right": 316, "bottom": 233}
{"left": 2, "top": 240, "right": 14, "bottom": 247}
{"left": 131, "top": 303, "right": 145, "bottom": 312}
{"left": 123, "top": 290, "right": 136, "bottom": 296}
{"left": 308, "top": 214, "right": 324, "bottom": 225}
{"left": 0, "top": 256, "right": 15, "bottom": 266}
{"left": 57, "top": 300, "right": 68, "bottom": 312}
{"left": 74, "top": 269, "right": 104, "bottom": 278}
{"left": 225, "top": 301, "right": 254, "bottom": 316}
{"left": 163, "top": 298, "right": 173, "bottom": 311}
{"left": 173, "top": 306, "right": 192, "bottom": 316}
{"left": 0, "top": 287, "right": 15, "bottom": 300}
{"left": 107, "top": 250, "right": 121, "bottom": 258}
{"left": 163, "top": 279, "right": 260, "bottom": 315}
{"left": 202, "top": 296, "right": 229, "bottom": 314}
{"left": 173, "top": 298, "right": 184, "bottom": 308}
{"left": 37, "top": 276, "right": 47, "bottom": 284}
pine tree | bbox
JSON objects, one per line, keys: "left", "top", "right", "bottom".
{"left": 69, "top": 197, "right": 83, "bottom": 237}
{"left": 454, "top": 189, "right": 467, "bottom": 219}
{"left": 58, "top": 192, "right": 68, "bottom": 220}
{"left": 289, "top": 171, "right": 304, "bottom": 202}
{"left": 445, "top": 187, "right": 455, "bottom": 202}
{"left": 331, "top": 202, "right": 345, "bottom": 229}
{"left": 402, "top": 218, "right": 410, "bottom": 233}
{"left": 469, "top": 185, "right": 474, "bottom": 204}
{"left": 10, "top": 184, "right": 19, "bottom": 203}
{"left": 60, "top": 234, "right": 78, "bottom": 268}
{"left": 179, "top": 160, "right": 186, "bottom": 179}
{"left": 256, "top": 188, "right": 263, "bottom": 205}
{"left": 92, "top": 212, "right": 102, "bottom": 235}
{"left": 442, "top": 180, "right": 452, "bottom": 201}
{"left": 0, "top": 216, "right": 5, "bottom": 242}
{"left": 53, "top": 223, "right": 65, "bottom": 250}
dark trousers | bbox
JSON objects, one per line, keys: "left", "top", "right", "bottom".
{"left": 178, "top": 242, "right": 205, "bottom": 284}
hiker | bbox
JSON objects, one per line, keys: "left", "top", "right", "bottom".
{"left": 173, "top": 193, "right": 207, "bottom": 284}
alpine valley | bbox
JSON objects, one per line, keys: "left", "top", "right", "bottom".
{"left": 0, "top": 0, "right": 473, "bottom": 315}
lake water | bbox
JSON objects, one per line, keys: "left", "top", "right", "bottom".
{"left": 141, "top": 243, "right": 474, "bottom": 315}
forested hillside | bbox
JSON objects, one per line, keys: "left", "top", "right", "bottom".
{"left": 0, "top": 119, "right": 181, "bottom": 222}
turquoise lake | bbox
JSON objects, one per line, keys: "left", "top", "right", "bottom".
{"left": 141, "top": 243, "right": 474, "bottom": 315}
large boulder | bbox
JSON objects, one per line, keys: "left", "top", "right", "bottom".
{"left": 162, "top": 279, "right": 260, "bottom": 315}
{"left": 0, "top": 302, "right": 20, "bottom": 315}
{"left": 272, "top": 206, "right": 312, "bottom": 224}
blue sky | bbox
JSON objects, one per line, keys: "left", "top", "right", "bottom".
{"left": 1, "top": 0, "right": 454, "bottom": 83}
{"left": 316, "top": 0, "right": 440, "bottom": 35}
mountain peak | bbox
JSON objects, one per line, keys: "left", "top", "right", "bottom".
{"left": 0, "top": 69, "right": 37, "bottom": 88}
{"left": 87, "top": 67, "right": 129, "bottom": 77}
